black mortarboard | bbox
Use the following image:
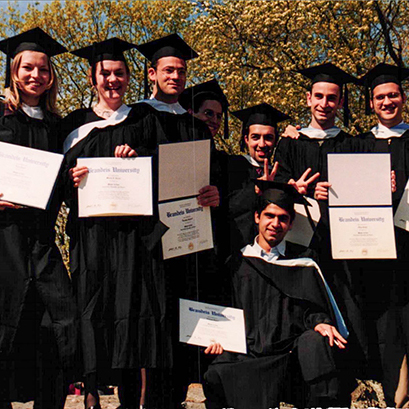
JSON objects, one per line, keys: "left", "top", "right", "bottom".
{"left": 136, "top": 33, "right": 198, "bottom": 64}
{"left": 71, "top": 38, "right": 136, "bottom": 87}
{"left": 298, "top": 63, "right": 358, "bottom": 127}
{"left": 359, "top": 63, "right": 409, "bottom": 115}
{"left": 71, "top": 38, "right": 136, "bottom": 65}
{"left": 179, "top": 79, "right": 230, "bottom": 138}
{"left": 136, "top": 34, "right": 198, "bottom": 98}
{"left": 254, "top": 180, "right": 314, "bottom": 228}
{"left": 232, "top": 103, "right": 290, "bottom": 151}
{"left": 0, "top": 27, "right": 67, "bottom": 87}
{"left": 254, "top": 180, "right": 307, "bottom": 210}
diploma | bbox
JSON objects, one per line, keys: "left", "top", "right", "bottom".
{"left": 329, "top": 207, "right": 396, "bottom": 259}
{"left": 159, "top": 140, "right": 210, "bottom": 202}
{"left": 286, "top": 197, "right": 320, "bottom": 247}
{"left": 159, "top": 197, "right": 213, "bottom": 259}
{"left": 0, "top": 141, "right": 63, "bottom": 210}
{"left": 77, "top": 157, "right": 153, "bottom": 217}
{"left": 179, "top": 299, "right": 247, "bottom": 354}
{"left": 328, "top": 153, "right": 392, "bottom": 206}
{"left": 394, "top": 178, "right": 409, "bottom": 231}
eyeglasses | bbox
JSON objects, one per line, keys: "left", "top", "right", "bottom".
{"left": 203, "top": 109, "right": 223, "bottom": 120}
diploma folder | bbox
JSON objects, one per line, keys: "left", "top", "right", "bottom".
{"left": 0, "top": 141, "right": 64, "bottom": 210}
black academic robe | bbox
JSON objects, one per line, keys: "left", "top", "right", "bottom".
{"left": 204, "top": 243, "right": 349, "bottom": 409}
{"left": 62, "top": 105, "right": 172, "bottom": 376}
{"left": 0, "top": 109, "right": 77, "bottom": 403}
{"left": 62, "top": 103, "right": 212, "bottom": 382}
{"left": 273, "top": 131, "right": 369, "bottom": 376}
{"left": 217, "top": 155, "right": 260, "bottom": 261}
{"left": 353, "top": 130, "right": 409, "bottom": 404}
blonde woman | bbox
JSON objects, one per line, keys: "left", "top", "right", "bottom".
{"left": 0, "top": 28, "right": 76, "bottom": 409}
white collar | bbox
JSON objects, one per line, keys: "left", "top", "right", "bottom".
{"left": 138, "top": 95, "right": 186, "bottom": 115}
{"left": 371, "top": 121, "right": 409, "bottom": 139}
{"left": 243, "top": 154, "right": 272, "bottom": 169}
{"left": 21, "top": 103, "right": 44, "bottom": 120}
{"left": 300, "top": 125, "right": 341, "bottom": 139}
{"left": 242, "top": 236, "right": 286, "bottom": 262}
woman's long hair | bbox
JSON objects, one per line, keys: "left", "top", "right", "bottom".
{"left": 3, "top": 50, "right": 58, "bottom": 113}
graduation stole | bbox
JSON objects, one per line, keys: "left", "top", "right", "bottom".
{"left": 242, "top": 246, "right": 348, "bottom": 339}
{"left": 63, "top": 104, "right": 132, "bottom": 153}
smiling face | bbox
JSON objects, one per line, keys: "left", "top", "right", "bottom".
{"left": 16, "top": 50, "right": 51, "bottom": 106}
{"left": 191, "top": 99, "right": 223, "bottom": 137}
{"left": 307, "top": 81, "right": 343, "bottom": 130}
{"left": 148, "top": 56, "right": 187, "bottom": 103}
{"left": 244, "top": 124, "right": 276, "bottom": 164}
{"left": 255, "top": 203, "right": 293, "bottom": 252}
{"left": 93, "top": 60, "right": 130, "bottom": 108}
{"left": 370, "top": 82, "right": 406, "bottom": 128}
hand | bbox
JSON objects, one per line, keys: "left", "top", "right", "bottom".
{"left": 0, "top": 193, "right": 21, "bottom": 210}
{"left": 288, "top": 168, "right": 320, "bottom": 195}
{"left": 114, "top": 144, "right": 137, "bottom": 158}
{"left": 255, "top": 160, "right": 279, "bottom": 195}
{"left": 281, "top": 124, "right": 301, "bottom": 139}
{"left": 314, "top": 181, "right": 331, "bottom": 201}
{"left": 198, "top": 185, "right": 220, "bottom": 207}
{"left": 69, "top": 166, "right": 89, "bottom": 188}
{"left": 204, "top": 342, "right": 224, "bottom": 355}
{"left": 391, "top": 170, "right": 396, "bottom": 193}
{"left": 314, "top": 323, "right": 347, "bottom": 349}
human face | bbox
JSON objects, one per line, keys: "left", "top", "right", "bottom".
{"left": 17, "top": 51, "right": 51, "bottom": 106}
{"left": 192, "top": 100, "right": 223, "bottom": 137}
{"left": 244, "top": 124, "right": 276, "bottom": 164}
{"left": 370, "top": 82, "right": 406, "bottom": 128}
{"left": 255, "top": 203, "right": 293, "bottom": 252}
{"left": 94, "top": 60, "right": 130, "bottom": 108}
{"left": 307, "top": 82, "right": 343, "bottom": 130}
{"left": 148, "top": 56, "right": 187, "bottom": 103}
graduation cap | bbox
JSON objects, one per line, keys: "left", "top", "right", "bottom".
{"left": 136, "top": 33, "right": 198, "bottom": 98}
{"left": 298, "top": 62, "right": 358, "bottom": 127}
{"left": 232, "top": 103, "right": 290, "bottom": 151}
{"left": 179, "top": 79, "right": 230, "bottom": 138}
{"left": 71, "top": 38, "right": 136, "bottom": 86}
{"left": 0, "top": 27, "right": 67, "bottom": 87}
{"left": 358, "top": 63, "right": 409, "bottom": 115}
{"left": 254, "top": 180, "right": 314, "bottom": 229}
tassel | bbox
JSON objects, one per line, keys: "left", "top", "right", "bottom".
{"left": 144, "top": 58, "right": 149, "bottom": 99}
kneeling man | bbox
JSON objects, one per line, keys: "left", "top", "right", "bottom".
{"left": 203, "top": 182, "right": 352, "bottom": 409}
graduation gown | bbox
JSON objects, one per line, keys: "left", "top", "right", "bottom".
{"left": 354, "top": 130, "right": 409, "bottom": 404}
{"left": 203, "top": 243, "right": 348, "bottom": 409}
{"left": 62, "top": 103, "right": 211, "bottom": 378}
{"left": 216, "top": 155, "right": 260, "bottom": 262}
{"left": 0, "top": 109, "right": 77, "bottom": 402}
{"left": 273, "top": 131, "right": 369, "bottom": 375}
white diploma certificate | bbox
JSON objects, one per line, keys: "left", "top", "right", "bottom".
{"left": 394, "top": 178, "right": 409, "bottom": 231}
{"left": 327, "top": 153, "right": 396, "bottom": 259}
{"left": 329, "top": 207, "right": 396, "bottom": 259}
{"left": 179, "top": 299, "right": 247, "bottom": 354}
{"left": 0, "top": 141, "right": 63, "bottom": 210}
{"left": 286, "top": 197, "right": 321, "bottom": 247}
{"left": 77, "top": 157, "right": 153, "bottom": 217}
{"left": 159, "top": 140, "right": 210, "bottom": 202}
{"left": 159, "top": 197, "right": 213, "bottom": 259}
{"left": 328, "top": 153, "right": 392, "bottom": 206}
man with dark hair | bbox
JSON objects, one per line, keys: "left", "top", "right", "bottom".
{"left": 356, "top": 63, "right": 409, "bottom": 407}
{"left": 273, "top": 63, "right": 369, "bottom": 381}
{"left": 203, "top": 182, "right": 351, "bottom": 409}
